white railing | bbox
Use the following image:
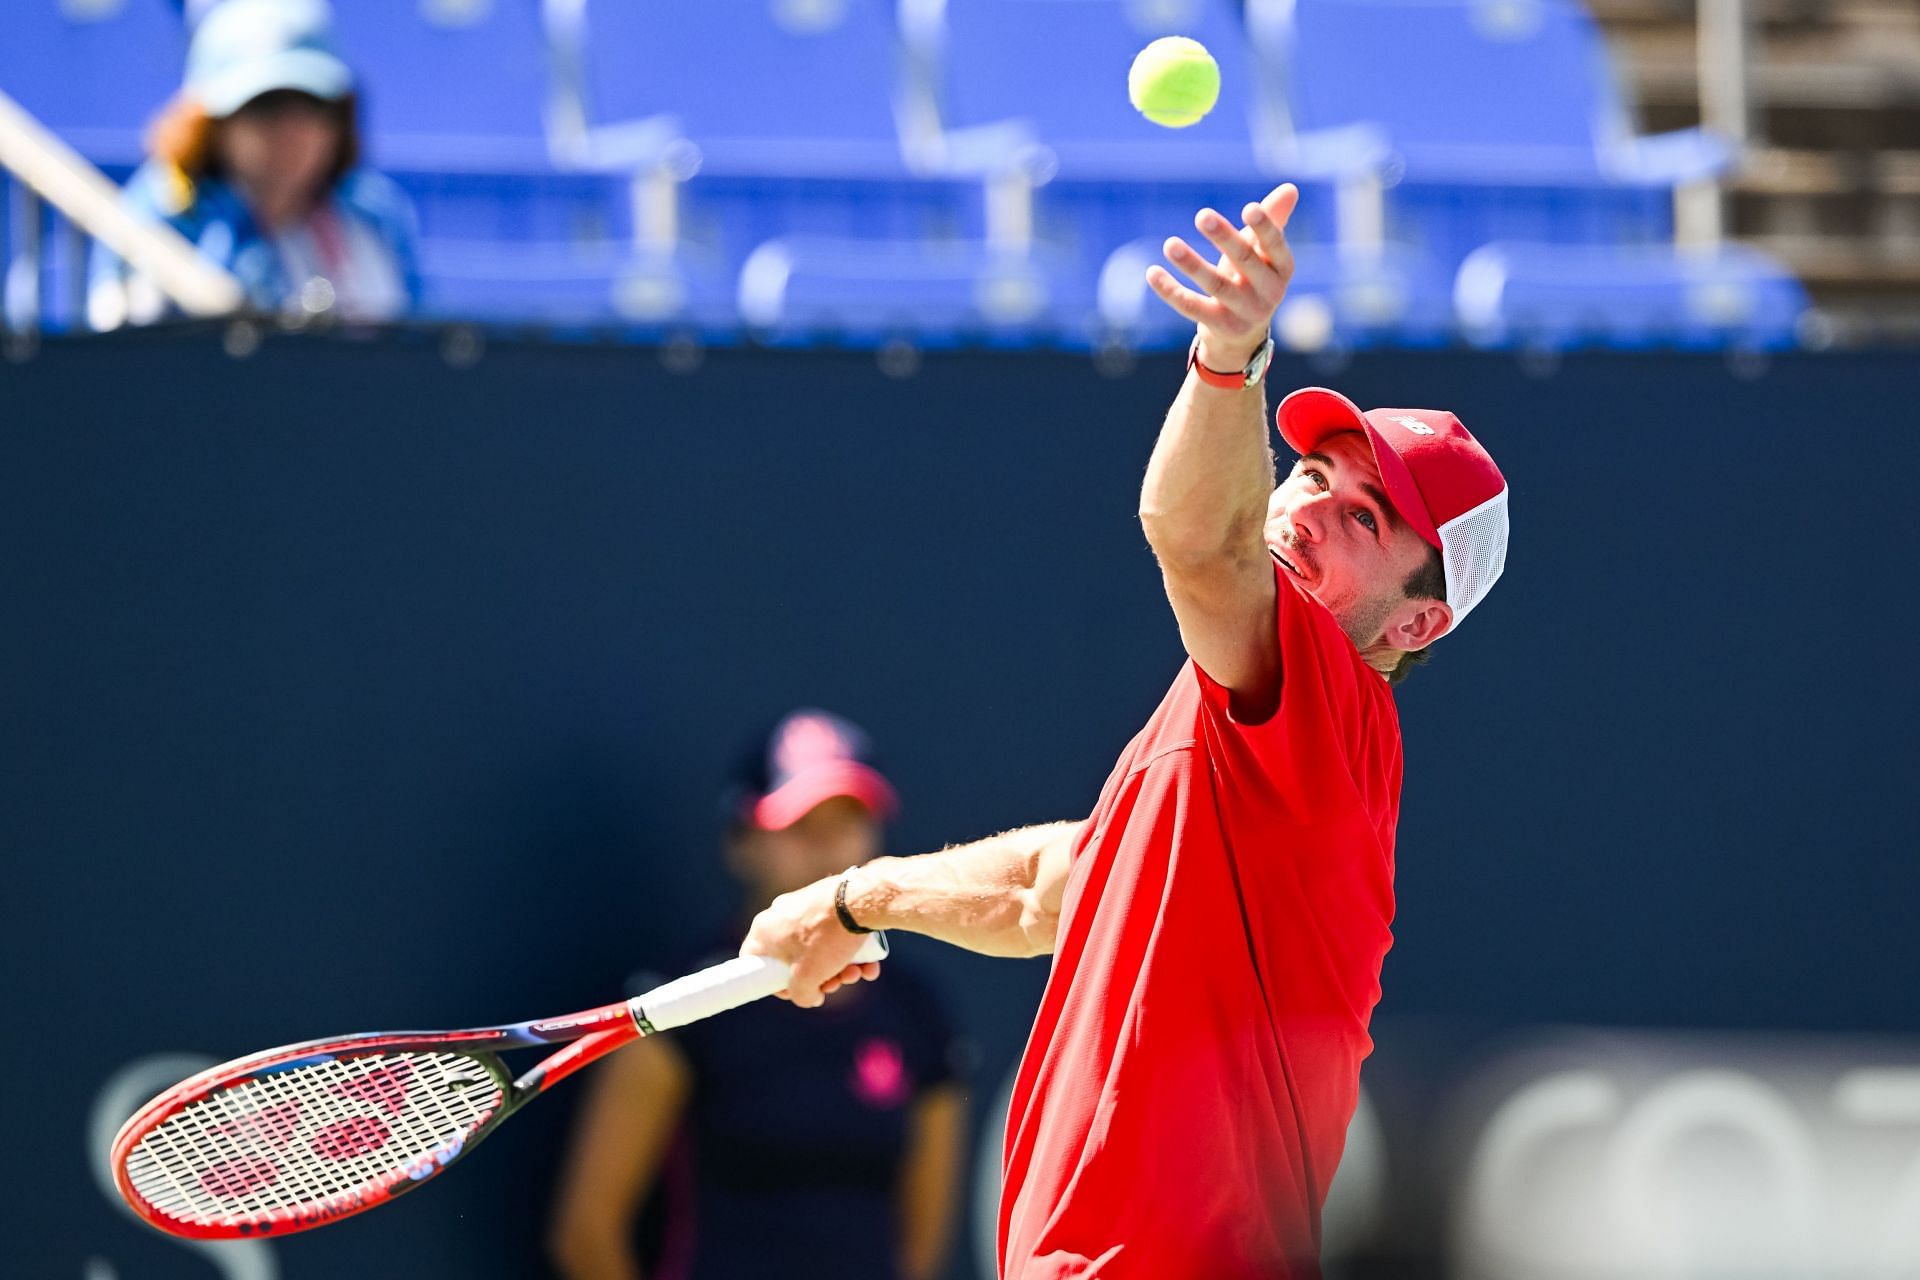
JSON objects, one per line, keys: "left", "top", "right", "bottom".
{"left": 0, "top": 87, "right": 242, "bottom": 337}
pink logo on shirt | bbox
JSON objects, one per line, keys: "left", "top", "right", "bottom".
{"left": 849, "top": 1037, "right": 911, "bottom": 1109}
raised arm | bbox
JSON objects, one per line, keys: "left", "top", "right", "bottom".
{"left": 739, "top": 820, "right": 1082, "bottom": 1006}
{"left": 1139, "top": 184, "right": 1300, "bottom": 720}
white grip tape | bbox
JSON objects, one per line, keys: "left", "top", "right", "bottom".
{"left": 629, "top": 932, "right": 889, "bottom": 1034}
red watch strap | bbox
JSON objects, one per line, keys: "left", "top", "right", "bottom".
{"left": 1187, "top": 337, "right": 1263, "bottom": 389}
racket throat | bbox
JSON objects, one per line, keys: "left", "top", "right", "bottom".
{"left": 520, "top": 1002, "right": 644, "bottom": 1042}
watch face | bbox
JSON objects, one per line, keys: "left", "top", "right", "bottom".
{"left": 1245, "top": 338, "right": 1275, "bottom": 385}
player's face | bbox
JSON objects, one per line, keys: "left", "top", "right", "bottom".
{"left": 1264, "top": 431, "right": 1440, "bottom": 649}
{"left": 735, "top": 795, "right": 881, "bottom": 899}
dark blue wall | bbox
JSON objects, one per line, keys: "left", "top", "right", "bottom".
{"left": 4, "top": 333, "right": 1916, "bottom": 1276}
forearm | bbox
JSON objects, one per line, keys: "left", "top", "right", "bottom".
{"left": 844, "top": 821, "right": 1080, "bottom": 958}
{"left": 1138, "top": 365, "right": 1275, "bottom": 563}
{"left": 1139, "top": 190, "right": 1298, "bottom": 562}
{"left": 741, "top": 820, "right": 1079, "bottom": 1004}
{"left": 549, "top": 1231, "right": 643, "bottom": 1280}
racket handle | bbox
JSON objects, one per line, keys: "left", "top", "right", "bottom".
{"left": 630, "top": 932, "right": 890, "bottom": 1034}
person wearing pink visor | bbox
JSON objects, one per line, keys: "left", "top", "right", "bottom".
{"left": 741, "top": 185, "right": 1509, "bottom": 1279}
{"left": 551, "top": 710, "right": 967, "bottom": 1280}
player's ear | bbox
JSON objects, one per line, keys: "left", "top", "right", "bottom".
{"left": 1381, "top": 599, "right": 1452, "bottom": 652}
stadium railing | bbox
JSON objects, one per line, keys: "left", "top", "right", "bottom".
{"left": 0, "top": 88, "right": 241, "bottom": 342}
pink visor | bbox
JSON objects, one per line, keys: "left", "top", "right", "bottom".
{"left": 752, "top": 760, "right": 899, "bottom": 831}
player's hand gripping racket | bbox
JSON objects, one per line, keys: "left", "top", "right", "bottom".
{"left": 110, "top": 933, "right": 888, "bottom": 1239}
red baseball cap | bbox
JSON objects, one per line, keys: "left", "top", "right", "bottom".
{"left": 730, "top": 709, "right": 899, "bottom": 832}
{"left": 1275, "top": 387, "right": 1509, "bottom": 634}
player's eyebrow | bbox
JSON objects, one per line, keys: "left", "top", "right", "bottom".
{"left": 1302, "top": 451, "right": 1402, "bottom": 533}
{"left": 1356, "top": 481, "right": 1402, "bottom": 532}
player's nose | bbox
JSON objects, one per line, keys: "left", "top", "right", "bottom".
{"left": 1290, "top": 497, "right": 1327, "bottom": 543}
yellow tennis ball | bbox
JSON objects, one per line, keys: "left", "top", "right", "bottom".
{"left": 1128, "top": 36, "right": 1220, "bottom": 129}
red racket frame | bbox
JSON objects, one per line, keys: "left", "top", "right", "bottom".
{"left": 111, "top": 1000, "right": 640, "bottom": 1239}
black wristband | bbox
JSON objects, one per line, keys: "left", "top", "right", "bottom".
{"left": 834, "top": 871, "right": 873, "bottom": 935}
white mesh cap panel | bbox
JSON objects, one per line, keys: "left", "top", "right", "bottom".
{"left": 1437, "top": 486, "right": 1508, "bottom": 634}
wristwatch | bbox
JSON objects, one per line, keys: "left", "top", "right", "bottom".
{"left": 834, "top": 867, "right": 873, "bottom": 934}
{"left": 1187, "top": 333, "right": 1275, "bottom": 390}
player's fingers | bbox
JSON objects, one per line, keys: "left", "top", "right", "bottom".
{"left": 1194, "top": 208, "right": 1262, "bottom": 276}
{"left": 1162, "top": 236, "right": 1233, "bottom": 295}
{"left": 1145, "top": 264, "right": 1226, "bottom": 327}
{"left": 814, "top": 960, "right": 883, "bottom": 1001}
{"left": 1259, "top": 183, "right": 1300, "bottom": 231}
{"left": 784, "top": 968, "right": 828, "bottom": 1007}
{"left": 1241, "top": 202, "right": 1294, "bottom": 272}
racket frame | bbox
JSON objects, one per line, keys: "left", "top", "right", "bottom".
{"left": 111, "top": 1000, "right": 641, "bottom": 1238}
{"left": 110, "top": 934, "right": 886, "bottom": 1240}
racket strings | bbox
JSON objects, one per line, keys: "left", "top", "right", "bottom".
{"left": 125, "top": 1051, "right": 505, "bottom": 1227}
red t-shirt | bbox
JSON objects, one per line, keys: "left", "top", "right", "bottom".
{"left": 999, "top": 566, "right": 1403, "bottom": 1279}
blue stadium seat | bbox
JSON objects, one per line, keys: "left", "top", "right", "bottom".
{"left": 323, "top": 0, "right": 653, "bottom": 323}
{"left": 554, "top": 0, "right": 931, "bottom": 180}
{"left": 1453, "top": 240, "right": 1810, "bottom": 349}
{"left": 548, "top": 0, "right": 1054, "bottom": 336}
{"left": 0, "top": 0, "right": 189, "bottom": 167}
{"left": 328, "top": 0, "right": 553, "bottom": 172}
{"left": 1249, "top": 0, "right": 1729, "bottom": 272}
{"left": 1241, "top": 0, "right": 1781, "bottom": 348}
{"left": 912, "top": 0, "right": 1382, "bottom": 183}
{"left": 1254, "top": 0, "right": 1731, "bottom": 188}
{"left": 416, "top": 237, "right": 735, "bottom": 326}
{"left": 907, "top": 0, "right": 1393, "bottom": 339}
{"left": 736, "top": 235, "right": 1070, "bottom": 343}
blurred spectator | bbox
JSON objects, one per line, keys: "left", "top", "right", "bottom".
{"left": 549, "top": 710, "right": 968, "bottom": 1280}
{"left": 89, "top": 0, "right": 418, "bottom": 328}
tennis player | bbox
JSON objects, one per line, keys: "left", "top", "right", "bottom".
{"left": 743, "top": 183, "right": 1509, "bottom": 1278}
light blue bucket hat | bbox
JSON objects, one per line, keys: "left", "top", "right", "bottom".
{"left": 185, "top": 0, "right": 354, "bottom": 118}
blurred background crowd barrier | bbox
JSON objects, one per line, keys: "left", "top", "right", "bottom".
{"left": 5, "top": 0, "right": 1919, "bottom": 351}
{"left": 4, "top": 333, "right": 1915, "bottom": 1278}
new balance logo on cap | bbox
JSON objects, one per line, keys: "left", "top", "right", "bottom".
{"left": 1389, "top": 415, "right": 1436, "bottom": 436}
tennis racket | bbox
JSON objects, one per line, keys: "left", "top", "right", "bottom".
{"left": 110, "top": 933, "right": 888, "bottom": 1240}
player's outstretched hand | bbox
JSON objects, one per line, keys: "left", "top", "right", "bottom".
{"left": 1147, "top": 182, "right": 1298, "bottom": 371}
{"left": 741, "top": 876, "right": 883, "bottom": 1009}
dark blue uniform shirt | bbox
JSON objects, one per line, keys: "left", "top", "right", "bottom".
{"left": 636, "top": 944, "right": 963, "bottom": 1280}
